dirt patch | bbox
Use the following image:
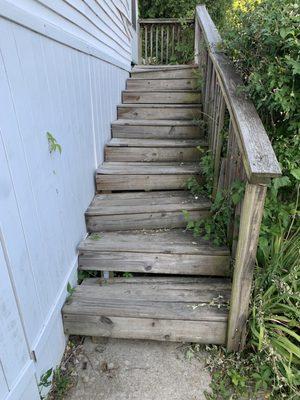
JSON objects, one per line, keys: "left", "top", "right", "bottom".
{"left": 65, "top": 337, "right": 211, "bottom": 400}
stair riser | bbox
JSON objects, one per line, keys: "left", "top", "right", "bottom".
{"left": 126, "top": 78, "right": 198, "bottom": 91}
{"left": 86, "top": 210, "right": 209, "bottom": 232}
{"left": 78, "top": 251, "right": 230, "bottom": 276}
{"left": 63, "top": 315, "right": 227, "bottom": 344}
{"left": 112, "top": 124, "right": 203, "bottom": 139}
{"left": 122, "top": 91, "right": 201, "bottom": 104}
{"left": 131, "top": 69, "right": 197, "bottom": 79}
{"left": 105, "top": 147, "right": 200, "bottom": 162}
{"left": 118, "top": 106, "right": 201, "bottom": 120}
{"left": 96, "top": 174, "right": 198, "bottom": 191}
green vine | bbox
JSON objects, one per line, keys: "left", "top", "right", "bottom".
{"left": 184, "top": 147, "right": 245, "bottom": 246}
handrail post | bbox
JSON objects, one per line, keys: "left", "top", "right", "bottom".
{"left": 194, "top": 18, "right": 200, "bottom": 64}
{"left": 227, "top": 183, "right": 267, "bottom": 351}
{"left": 138, "top": 20, "right": 142, "bottom": 63}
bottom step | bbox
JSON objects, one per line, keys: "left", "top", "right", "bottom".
{"left": 62, "top": 277, "right": 230, "bottom": 344}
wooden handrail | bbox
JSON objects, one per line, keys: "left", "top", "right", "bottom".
{"left": 195, "top": 5, "right": 281, "bottom": 184}
{"left": 195, "top": 5, "right": 281, "bottom": 351}
{"left": 139, "top": 18, "right": 194, "bottom": 24}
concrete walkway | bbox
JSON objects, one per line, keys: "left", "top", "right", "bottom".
{"left": 66, "top": 338, "right": 211, "bottom": 400}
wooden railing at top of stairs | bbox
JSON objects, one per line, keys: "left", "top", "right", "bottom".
{"left": 138, "top": 18, "right": 194, "bottom": 64}
{"left": 194, "top": 5, "right": 281, "bottom": 351}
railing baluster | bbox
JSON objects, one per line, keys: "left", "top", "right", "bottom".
{"left": 166, "top": 25, "right": 169, "bottom": 63}
{"left": 161, "top": 25, "right": 164, "bottom": 63}
{"left": 172, "top": 25, "right": 175, "bottom": 57}
{"left": 144, "top": 25, "right": 148, "bottom": 61}
{"left": 150, "top": 24, "right": 153, "bottom": 60}
{"left": 156, "top": 26, "right": 159, "bottom": 60}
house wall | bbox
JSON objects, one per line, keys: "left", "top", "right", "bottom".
{"left": 0, "top": 0, "right": 136, "bottom": 398}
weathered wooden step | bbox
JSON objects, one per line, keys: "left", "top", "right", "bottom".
{"left": 78, "top": 229, "right": 230, "bottom": 276}
{"left": 126, "top": 78, "right": 198, "bottom": 91}
{"left": 86, "top": 191, "right": 210, "bottom": 231}
{"left": 118, "top": 104, "right": 201, "bottom": 120}
{"left": 96, "top": 162, "right": 201, "bottom": 191}
{"left": 105, "top": 138, "right": 205, "bottom": 162}
{"left": 62, "top": 276, "right": 230, "bottom": 344}
{"left": 112, "top": 119, "right": 203, "bottom": 140}
{"left": 122, "top": 90, "right": 201, "bottom": 104}
{"left": 131, "top": 65, "right": 197, "bottom": 79}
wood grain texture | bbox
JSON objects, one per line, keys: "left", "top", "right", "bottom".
{"left": 105, "top": 146, "right": 200, "bottom": 162}
{"left": 112, "top": 119, "right": 203, "bottom": 139}
{"left": 107, "top": 138, "right": 205, "bottom": 147}
{"left": 79, "top": 251, "right": 230, "bottom": 276}
{"left": 122, "top": 90, "right": 201, "bottom": 104}
{"left": 117, "top": 104, "right": 202, "bottom": 120}
{"left": 97, "top": 161, "right": 201, "bottom": 175}
{"left": 85, "top": 191, "right": 210, "bottom": 231}
{"left": 63, "top": 276, "right": 229, "bottom": 343}
{"left": 131, "top": 68, "right": 197, "bottom": 79}
{"left": 227, "top": 183, "right": 267, "bottom": 351}
{"left": 64, "top": 314, "right": 227, "bottom": 344}
{"left": 97, "top": 174, "right": 196, "bottom": 191}
{"left": 126, "top": 78, "right": 198, "bottom": 91}
{"left": 79, "top": 229, "right": 229, "bottom": 255}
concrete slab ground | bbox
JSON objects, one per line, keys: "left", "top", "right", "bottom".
{"left": 66, "top": 337, "right": 211, "bottom": 400}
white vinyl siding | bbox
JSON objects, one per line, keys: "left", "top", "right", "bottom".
{"left": 0, "top": 0, "right": 135, "bottom": 398}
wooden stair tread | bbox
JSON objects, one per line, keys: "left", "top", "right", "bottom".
{"left": 86, "top": 191, "right": 210, "bottom": 216}
{"left": 97, "top": 162, "right": 201, "bottom": 175}
{"left": 132, "top": 65, "right": 197, "bottom": 70}
{"left": 118, "top": 104, "right": 200, "bottom": 109}
{"left": 106, "top": 138, "right": 205, "bottom": 148}
{"left": 123, "top": 89, "right": 200, "bottom": 93}
{"left": 126, "top": 78, "right": 198, "bottom": 91}
{"left": 79, "top": 229, "right": 229, "bottom": 256}
{"left": 63, "top": 276, "right": 229, "bottom": 344}
{"left": 112, "top": 119, "right": 200, "bottom": 126}
{"left": 122, "top": 90, "right": 201, "bottom": 104}
{"left": 63, "top": 276, "right": 229, "bottom": 322}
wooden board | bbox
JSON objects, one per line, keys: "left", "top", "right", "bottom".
{"left": 79, "top": 229, "right": 229, "bottom": 255}
{"left": 126, "top": 78, "right": 198, "bottom": 91}
{"left": 78, "top": 229, "right": 230, "bottom": 276}
{"left": 62, "top": 276, "right": 229, "bottom": 343}
{"left": 131, "top": 68, "right": 197, "bottom": 79}
{"left": 96, "top": 174, "right": 198, "bottom": 191}
{"left": 97, "top": 162, "right": 201, "bottom": 175}
{"left": 86, "top": 191, "right": 210, "bottom": 214}
{"left": 107, "top": 138, "right": 205, "bottom": 147}
{"left": 63, "top": 314, "right": 227, "bottom": 344}
{"left": 122, "top": 90, "right": 201, "bottom": 104}
{"left": 117, "top": 104, "right": 202, "bottom": 120}
{"left": 86, "top": 191, "right": 210, "bottom": 231}
{"left": 112, "top": 119, "right": 203, "bottom": 139}
{"left": 105, "top": 138, "right": 204, "bottom": 162}
{"left": 79, "top": 251, "right": 230, "bottom": 276}
{"left": 105, "top": 146, "right": 200, "bottom": 162}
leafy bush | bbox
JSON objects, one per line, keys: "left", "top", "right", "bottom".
{"left": 139, "top": 0, "right": 232, "bottom": 28}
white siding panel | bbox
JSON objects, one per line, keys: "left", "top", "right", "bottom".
{"left": 0, "top": 1, "right": 130, "bottom": 397}
{"left": 0, "top": 235, "right": 30, "bottom": 389}
{"left": 0, "top": 364, "right": 8, "bottom": 399}
{"left": 2, "top": 0, "right": 133, "bottom": 68}
{"left": 0, "top": 30, "right": 44, "bottom": 343}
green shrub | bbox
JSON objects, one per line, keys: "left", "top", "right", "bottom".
{"left": 139, "top": 0, "right": 232, "bottom": 29}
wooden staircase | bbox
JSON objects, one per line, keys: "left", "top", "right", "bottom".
{"left": 62, "top": 65, "right": 232, "bottom": 345}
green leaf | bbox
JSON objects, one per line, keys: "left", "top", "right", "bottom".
{"left": 291, "top": 168, "right": 300, "bottom": 181}
{"left": 67, "top": 282, "right": 75, "bottom": 295}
